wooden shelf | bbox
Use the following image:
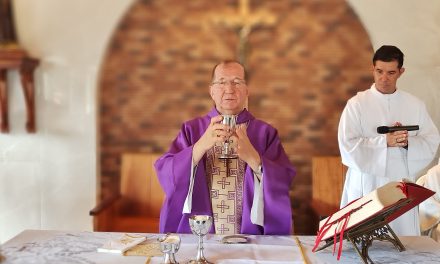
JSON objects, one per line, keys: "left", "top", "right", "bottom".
{"left": 0, "top": 47, "right": 39, "bottom": 133}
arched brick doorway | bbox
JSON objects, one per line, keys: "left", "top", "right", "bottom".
{"left": 98, "top": 0, "right": 372, "bottom": 234}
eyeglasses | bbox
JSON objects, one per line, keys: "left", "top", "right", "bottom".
{"left": 211, "top": 78, "right": 246, "bottom": 88}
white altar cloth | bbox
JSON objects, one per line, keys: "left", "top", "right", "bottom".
{"left": 1, "top": 230, "right": 440, "bottom": 263}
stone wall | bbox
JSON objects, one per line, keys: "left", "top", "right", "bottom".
{"left": 99, "top": 0, "right": 372, "bottom": 234}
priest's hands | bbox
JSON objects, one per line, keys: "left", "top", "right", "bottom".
{"left": 386, "top": 122, "right": 408, "bottom": 148}
{"left": 193, "top": 115, "right": 232, "bottom": 163}
{"left": 233, "top": 124, "right": 261, "bottom": 172}
{"left": 193, "top": 117, "right": 261, "bottom": 170}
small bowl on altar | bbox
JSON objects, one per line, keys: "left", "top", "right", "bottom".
{"left": 158, "top": 234, "right": 181, "bottom": 264}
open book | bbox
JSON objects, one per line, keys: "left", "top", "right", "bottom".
{"left": 316, "top": 181, "right": 435, "bottom": 241}
{"left": 313, "top": 181, "right": 435, "bottom": 261}
{"left": 97, "top": 234, "right": 146, "bottom": 254}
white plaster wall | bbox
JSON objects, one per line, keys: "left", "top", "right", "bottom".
{"left": 1, "top": 0, "right": 439, "bottom": 243}
{"left": 0, "top": 0, "right": 135, "bottom": 243}
{"left": 348, "top": 0, "right": 440, "bottom": 131}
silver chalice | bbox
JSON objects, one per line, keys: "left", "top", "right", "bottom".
{"left": 188, "top": 215, "right": 213, "bottom": 264}
{"left": 219, "top": 114, "right": 238, "bottom": 159}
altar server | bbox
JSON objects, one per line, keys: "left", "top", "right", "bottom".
{"left": 338, "top": 45, "right": 440, "bottom": 235}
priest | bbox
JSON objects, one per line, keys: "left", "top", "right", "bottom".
{"left": 155, "top": 60, "right": 295, "bottom": 235}
{"left": 338, "top": 45, "right": 440, "bottom": 235}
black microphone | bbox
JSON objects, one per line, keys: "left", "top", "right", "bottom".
{"left": 377, "top": 125, "right": 419, "bottom": 134}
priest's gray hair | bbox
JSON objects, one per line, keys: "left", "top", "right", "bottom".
{"left": 211, "top": 60, "right": 248, "bottom": 82}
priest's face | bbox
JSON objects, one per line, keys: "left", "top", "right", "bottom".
{"left": 373, "top": 60, "right": 405, "bottom": 94}
{"left": 210, "top": 62, "right": 249, "bottom": 115}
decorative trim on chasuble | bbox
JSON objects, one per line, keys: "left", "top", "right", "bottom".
{"left": 206, "top": 144, "right": 245, "bottom": 234}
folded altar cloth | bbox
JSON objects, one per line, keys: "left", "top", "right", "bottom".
{"left": 97, "top": 234, "right": 146, "bottom": 254}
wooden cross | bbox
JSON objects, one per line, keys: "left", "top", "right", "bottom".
{"left": 212, "top": 0, "right": 277, "bottom": 67}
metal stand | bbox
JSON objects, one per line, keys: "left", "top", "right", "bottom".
{"left": 347, "top": 223, "right": 404, "bottom": 264}
{"left": 315, "top": 199, "right": 412, "bottom": 264}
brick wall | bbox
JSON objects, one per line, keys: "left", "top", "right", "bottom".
{"left": 99, "top": 0, "right": 372, "bottom": 234}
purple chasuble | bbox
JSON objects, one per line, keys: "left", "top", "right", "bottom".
{"left": 155, "top": 108, "right": 296, "bottom": 235}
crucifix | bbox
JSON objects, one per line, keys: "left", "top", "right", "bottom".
{"left": 212, "top": 0, "right": 277, "bottom": 67}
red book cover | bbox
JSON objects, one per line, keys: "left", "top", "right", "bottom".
{"left": 387, "top": 182, "right": 435, "bottom": 222}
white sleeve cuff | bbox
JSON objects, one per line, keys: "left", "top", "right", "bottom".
{"left": 183, "top": 156, "right": 197, "bottom": 214}
{"left": 250, "top": 171, "right": 264, "bottom": 226}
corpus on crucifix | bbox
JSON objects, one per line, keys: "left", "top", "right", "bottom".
{"left": 211, "top": 0, "right": 277, "bottom": 67}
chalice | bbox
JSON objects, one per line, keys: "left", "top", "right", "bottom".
{"left": 219, "top": 114, "right": 238, "bottom": 159}
{"left": 188, "top": 215, "right": 213, "bottom": 264}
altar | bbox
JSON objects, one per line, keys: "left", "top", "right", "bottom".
{"left": 1, "top": 230, "right": 440, "bottom": 263}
